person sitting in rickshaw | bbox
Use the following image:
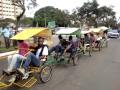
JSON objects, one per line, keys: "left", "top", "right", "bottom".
{"left": 16, "top": 37, "right": 49, "bottom": 79}
{"left": 90, "top": 33, "right": 96, "bottom": 47}
{"left": 95, "top": 33, "right": 102, "bottom": 47}
{"left": 49, "top": 35, "right": 68, "bottom": 55}
{"left": 5, "top": 40, "right": 29, "bottom": 73}
{"left": 83, "top": 34, "right": 91, "bottom": 53}
{"left": 75, "top": 35, "right": 81, "bottom": 49}
{"left": 79, "top": 34, "right": 85, "bottom": 51}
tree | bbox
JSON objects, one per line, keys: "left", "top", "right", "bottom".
{"left": 77, "top": 0, "right": 99, "bottom": 27}
{"left": 0, "top": 18, "right": 16, "bottom": 27}
{"left": 71, "top": 9, "right": 82, "bottom": 27}
{"left": 98, "top": 6, "right": 116, "bottom": 27}
{"left": 73, "top": 0, "right": 117, "bottom": 28}
{"left": 11, "top": 0, "right": 37, "bottom": 27}
{"left": 20, "top": 17, "right": 33, "bottom": 27}
{"left": 34, "top": 6, "right": 71, "bottom": 27}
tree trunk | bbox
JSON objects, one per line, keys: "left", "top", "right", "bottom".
{"left": 16, "top": 8, "right": 25, "bottom": 30}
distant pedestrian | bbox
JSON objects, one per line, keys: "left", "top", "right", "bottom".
{"left": 11, "top": 27, "right": 17, "bottom": 47}
{"left": 0, "top": 28, "right": 2, "bottom": 47}
{"left": 1, "top": 27, "right": 11, "bottom": 48}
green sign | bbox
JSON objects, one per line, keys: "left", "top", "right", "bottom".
{"left": 48, "top": 21, "right": 56, "bottom": 29}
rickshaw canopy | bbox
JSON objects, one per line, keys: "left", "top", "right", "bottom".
{"left": 98, "top": 26, "right": 109, "bottom": 31}
{"left": 11, "top": 28, "right": 52, "bottom": 40}
{"left": 90, "top": 28, "right": 102, "bottom": 33}
{"left": 81, "top": 30, "right": 92, "bottom": 34}
{"left": 56, "top": 28, "right": 80, "bottom": 35}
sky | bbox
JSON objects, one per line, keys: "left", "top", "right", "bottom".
{"left": 25, "top": 0, "right": 120, "bottom": 20}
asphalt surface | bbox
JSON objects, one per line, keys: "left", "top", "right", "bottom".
{"left": 1, "top": 39, "right": 120, "bottom": 90}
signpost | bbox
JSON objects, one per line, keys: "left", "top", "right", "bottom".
{"left": 48, "top": 21, "right": 56, "bottom": 29}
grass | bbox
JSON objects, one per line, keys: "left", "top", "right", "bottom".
{"left": 0, "top": 47, "right": 16, "bottom": 53}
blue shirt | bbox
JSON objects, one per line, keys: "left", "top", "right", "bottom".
{"left": 2, "top": 28, "right": 11, "bottom": 38}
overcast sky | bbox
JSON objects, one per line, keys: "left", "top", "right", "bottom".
{"left": 25, "top": 0, "right": 120, "bottom": 19}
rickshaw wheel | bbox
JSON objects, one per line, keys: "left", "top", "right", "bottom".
{"left": 39, "top": 65, "right": 52, "bottom": 83}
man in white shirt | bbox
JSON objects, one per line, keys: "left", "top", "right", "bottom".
{"left": 2, "top": 27, "right": 11, "bottom": 48}
{"left": 95, "top": 33, "right": 102, "bottom": 41}
{"left": 16, "top": 37, "right": 48, "bottom": 79}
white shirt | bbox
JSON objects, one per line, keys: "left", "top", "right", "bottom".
{"left": 95, "top": 35, "right": 102, "bottom": 41}
{"left": 97, "top": 37, "right": 102, "bottom": 41}
{"left": 36, "top": 46, "right": 48, "bottom": 59}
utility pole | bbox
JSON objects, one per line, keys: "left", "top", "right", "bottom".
{"left": 44, "top": 14, "right": 47, "bottom": 27}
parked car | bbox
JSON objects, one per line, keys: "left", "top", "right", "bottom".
{"left": 108, "top": 29, "right": 119, "bottom": 38}
{"left": 118, "top": 29, "right": 120, "bottom": 33}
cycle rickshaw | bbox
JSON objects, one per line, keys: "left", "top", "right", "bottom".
{"left": 0, "top": 28, "right": 53, "bottom": 89}
{"left": 90, "top": 27, "right": 108, "bottom": 51}
{"left": 79, "top": 30, "right": 93, "bottom": 57}
{"left": 50, "top": 28, "right": 81, "bottom": 66}
{"left": 99, "top": 26, "right": 109, "bottom": 48}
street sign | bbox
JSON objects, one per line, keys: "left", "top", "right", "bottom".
{"left": 48, "top": 21, "right": 56, "bottom": 29}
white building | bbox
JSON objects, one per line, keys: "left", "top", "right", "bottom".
{"left": 0, "top": 0, "right": 22, "bottom": 20}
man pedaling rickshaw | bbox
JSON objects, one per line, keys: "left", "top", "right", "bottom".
{"left": 5, "top": 37, "right": 49, "bottom": 82}
{"left": 49, "top": 35, "right": 76, "bottom": 58}
{"left": 64, "top": 36, "right": 76, "bottom": 57}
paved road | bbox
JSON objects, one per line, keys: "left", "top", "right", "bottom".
{"left": 1, "top": 39, "right": 120, "bottom": 90}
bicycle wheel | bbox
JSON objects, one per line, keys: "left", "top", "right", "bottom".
{"left": 39, "top": 65, "right": 52, "bottom": 83}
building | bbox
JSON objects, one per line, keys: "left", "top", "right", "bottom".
{"left": 0, "top": 0, "right": 22, "bottom": 20}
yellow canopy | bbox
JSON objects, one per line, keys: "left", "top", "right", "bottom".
{"left": 11, "top": 28, "right": 52, "bottom": 40}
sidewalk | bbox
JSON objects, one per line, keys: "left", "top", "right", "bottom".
{"left": 0, "top": 50, "right": 18, "bottom": 60}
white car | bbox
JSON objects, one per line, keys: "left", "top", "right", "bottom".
{"left": 108, "top": 30, "right": 119, "bottom": 38}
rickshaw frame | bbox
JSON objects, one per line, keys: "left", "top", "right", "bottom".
{"left": 53, "top": 28, "right": 81, "bottom": 66}
{"left": 90, "top": 27, "right": 108, "bottom": 51}
{"left": 0, "top": 28, "right": 53, "bottom": 89}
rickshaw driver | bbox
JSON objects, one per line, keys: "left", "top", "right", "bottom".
{"left": 64, "top": 36, "right": 76, "bottom": 57}
{"left": 16, "top": 37, "right": 49, "bottom": 79}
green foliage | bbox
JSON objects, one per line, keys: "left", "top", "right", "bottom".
{"left": 72, "top": 0, "right": 116, "bottom": 28}
{"left": 0, "top": 18, "right": 16, "bottom": 27}
{"left": 11, "top": 0, "right": 37, "bottom": 27}
{"left": 98, "top": 6, "right": 116, "bottom": 27}
{"left": 20, "top": 17, "right": 33, "bottom": 26}
{"left": 34, "top": 6, "right": 71, "bottom": 27}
